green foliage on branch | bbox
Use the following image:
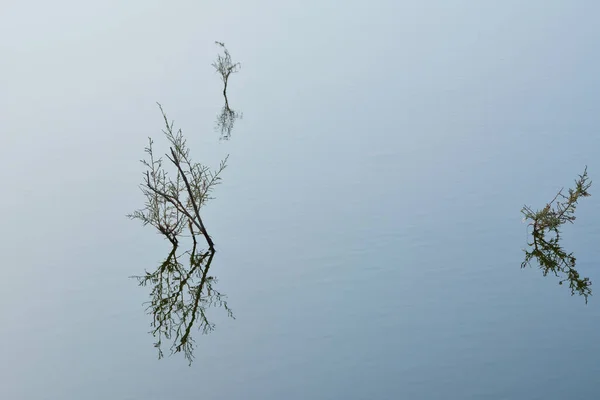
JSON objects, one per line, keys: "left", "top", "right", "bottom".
{"left": 521, "top": 167, "right": 592, "bottom": 302}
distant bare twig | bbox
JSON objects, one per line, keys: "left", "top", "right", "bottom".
{"left": 212, "top": 41, "right": 242, "bottom": 140}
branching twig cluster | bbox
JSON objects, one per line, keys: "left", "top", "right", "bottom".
{"left": 212, "top": 41, "right": 242, "bottom": 140}
{"left": 129, "top": 103, "right": 228, "bottom": 251}
{"left": 128, "top": 104, "right": 232, "bottom": 363}
{"left": 521, "top": 167, "right": 592, "bottom": 302}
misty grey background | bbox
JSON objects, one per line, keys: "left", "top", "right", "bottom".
{"left": 2, "top": 1, "right": 600, "bottom": 399}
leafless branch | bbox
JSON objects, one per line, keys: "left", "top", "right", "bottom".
{"left": 212, "top": 41, "right": 242, "bottom": 140}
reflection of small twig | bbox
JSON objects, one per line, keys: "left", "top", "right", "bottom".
{"left": 215, "top": 105, "right": 242, "bottom": 141}
{"left": 212, "top": 41, "right": 242, "bottom": 140}
{"left": 521, "top": 166, "right": 592, "bottom": 302}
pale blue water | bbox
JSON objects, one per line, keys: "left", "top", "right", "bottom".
{"left": 2, "top": 1, "right": 600, "bottom": 399}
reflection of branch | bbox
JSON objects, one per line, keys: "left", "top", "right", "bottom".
{"left": 212, "top": 41, "right": 242, "bottom": 140}
{"left": 216, "top": 105, "right": 241, "bottom": 140}
{"left": 132, "top": 243, "right": 234, "bottom": 364}
{"left": 521, "top": 167, "right": 592, "bottom": 302}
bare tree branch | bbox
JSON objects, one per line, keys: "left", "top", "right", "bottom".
{"left": 166, "top": 148, "right": 214, "bottom": 250}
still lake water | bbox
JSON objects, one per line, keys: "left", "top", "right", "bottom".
{"left": 2, "top": 1, "right": 600, "bottom": 399}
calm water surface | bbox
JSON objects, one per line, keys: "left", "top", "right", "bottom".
{"left": 2, "top": 1, "right": 600, "bottom": 399}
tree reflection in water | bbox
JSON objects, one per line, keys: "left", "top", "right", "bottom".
{"left": 131, "top": 243, "right": 233, "bottom": 364}
{"left": 521, "top": 167, "right": 592, "bottom": 302}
